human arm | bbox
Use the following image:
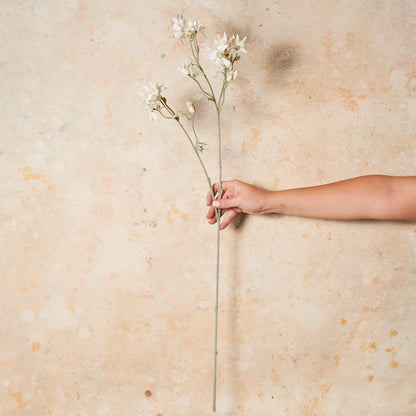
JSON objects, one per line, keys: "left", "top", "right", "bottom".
{"left": 206, "top": 175, "right": 416, "bottom": 229}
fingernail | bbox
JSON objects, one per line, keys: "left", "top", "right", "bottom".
{"left": 213, "top": 201, "right": 220, "bottom": 208}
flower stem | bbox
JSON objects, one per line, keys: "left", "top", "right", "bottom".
{"left": 215, "top": 105, "right": 223, "bottom": 198}
{"left": 212, "top": 99, "right": 223, "bottom": 412}
{"left": 212, "top": 207, "right": 220, "bottom": 412}
{"left": 172, "top": 36, "right": 227, "bottom": 412}
{"left": 191, "top": 115, "right": 198, "bottom": 147}
{"left": 174, "top": 118, "right": 221, "bottom": 416}
{"left": 190, "top": 38, "right": 217, "bottom": 102}
{"left": 175, "top": 118, "right": 215, "bottom": 201}
{"left": 191, "top": 75, "right": 213, "bottom": 100}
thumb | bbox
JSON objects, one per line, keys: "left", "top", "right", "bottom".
{"left": 212, "top": 198, "right": 236, "bottom": 209}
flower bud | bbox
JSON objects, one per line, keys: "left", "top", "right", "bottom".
{"left": 186, "top": 100, "right": 195, "bottom": 114}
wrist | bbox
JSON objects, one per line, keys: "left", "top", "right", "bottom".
{"left": 261, "top": 190, "right": 285, "bottom": 214}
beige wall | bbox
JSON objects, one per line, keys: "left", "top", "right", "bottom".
{"left": 1, "top": 1, "right": 416, "bottom": 415}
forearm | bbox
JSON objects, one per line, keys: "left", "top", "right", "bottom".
{"left": 264, "top": 175, "right": 416, "bottom": 221}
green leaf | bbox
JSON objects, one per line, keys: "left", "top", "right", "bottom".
{"left": 177, "top": 110, "right": 190, "bottom": 120}
{"left": 222, "top": 105, "right": 236, "bottom": 113}
{"left": 193, "top": 92, "right": 207, "bottom": 101}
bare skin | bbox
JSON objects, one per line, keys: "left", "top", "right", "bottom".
{"left": 206, "top": 175, "right": 416, "bottom": 230}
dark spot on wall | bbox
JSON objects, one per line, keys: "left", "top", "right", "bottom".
{"left": 146, "top": 256, "right": 153, "bottom": 270}
{"left": 265, "top": 44, "right": 298, "bottom": 88}
{"left": 273, "top": 45, "right": 296, "bottom": 71}
{"left": 145, "top": 390, "right": 152, "bottom": 398}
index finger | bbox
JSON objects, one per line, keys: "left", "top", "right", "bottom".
{"left": 207, "top": 189, "right": 213, "bottom": 206}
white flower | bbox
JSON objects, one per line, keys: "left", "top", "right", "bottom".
{"left": 186, "top": 19, "right": 204, "bottom": 36}
{"left": 140, "top": 81, "right": 165, "bottom": 119}
{"left": 185, "top": 100, "right": 195, "bottom": 114}
{"left": 141, "top": 81, "right": 164, "bottom": 108}
{"left": 225, "top": 67, "right": 238, "bottom": 82}
{"left": 178, "top": 61, "right": 192, "bottom": 76}
{"left": 209, "top": 33, "right": 230, "bottom": 66}
{"left": 171, "top": 15, "right": 187, "bottom": 42}
{"left": 171, "top": 16, "right": 204, "bottom": 42}
{"left": 209, "top": 32, "right": 248, "bottom": 68}
{"left": 178, "top": 61, "right": 199, "bottom": 78}
{"left": 228, "top": 34, "right": 247, "bottom": 54}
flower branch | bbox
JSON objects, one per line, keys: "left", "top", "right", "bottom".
{"left": 141, "top": 16, "right": 247, "bottom": 412}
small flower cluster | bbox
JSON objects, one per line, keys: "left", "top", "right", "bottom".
{"left": 178, "top": 60, "right": 200, "bottom": 79}
{"left": 140, "top": 81, "right": 196, "bottom": 121}
{"left": 209, "top": 33, "right": 247, "bottom": 81}
{"left": 141, "top": 16, "right": 247, "bottom": 121}
{"left": 140, "top": 81, "right": 165, "bottom": 120}
{"left": 171, "top": 15, "right": 204, "bottom": 42}
{"left": 209, "top": 33, "right": 246, "bottom": 66}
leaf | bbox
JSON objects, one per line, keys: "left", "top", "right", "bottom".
{"left": 222, "top": 105, "right": 236, "bottom": 113}
{"left": 197, "top": 142, "right": 207, "bottom": 153}
{"left": 177, "top": 110, "right": 190, "bottom": 120}
{"left": 193, "top": 92, "right": 207, "bottom": 101}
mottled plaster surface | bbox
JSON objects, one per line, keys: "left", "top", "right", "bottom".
{"left": 1, "top": 1, "right": 416, "bottom": 415}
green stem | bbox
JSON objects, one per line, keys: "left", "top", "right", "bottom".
{"left": 219, "top": 68, "right": 231, "bottom": 109}
{"left": 156, "top": 109, "right": 175, "bottom": 119}
{"left": 190, "top": 74, "right": 213, "bottom": 100}
{"left": 218, "top": 79, "right": 227, "bottom": 110}
{"left": 160, "top": 98, "right": 176, "bottom": 117}
{"left": 191, "top": 115, "right": 198, "bottom": 147}
{"left": 212, "top": 83, "right": 225, "bottom": 413}
{"left": 220, "top": 83, "right": 227, "bottom": 108}
{"left": 175, "top": 118, "right": 215, "bottom": 201}
{"left": 171, "top": 36, "right": 228, "bottom": 412}
{"left": 159, "top": 95, "right": 215, "bottom": 201}
{"left": 190, "top": 38, "right": 217, "bottom": 102}
{"left": 216, "top": 105, "right": 223, "bottom": 199}
{"left": 212, "top": 207, "right": 220, "bottom": 412}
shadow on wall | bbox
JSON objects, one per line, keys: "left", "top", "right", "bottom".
{"left": 216, "top": 21, "right": 301, "bottom": 407}
{"left": 267, "top": 43, "right": 299, "bottom": 85}
{"left": 220, "top": 18, "right": 300, "bottom": 124}
{"left": 198, "top": 18, "right": 301, "bottom": 408}
{"left": 228, "top": 212, "right": 246, "bottom": 407}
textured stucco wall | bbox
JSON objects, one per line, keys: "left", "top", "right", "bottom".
{"left": 1, "top": 1, "right": 416, "bottom": 415}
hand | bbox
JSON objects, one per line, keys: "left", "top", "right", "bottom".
{"left": 206, "top": 179, "right": 271, "bottom": 229}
